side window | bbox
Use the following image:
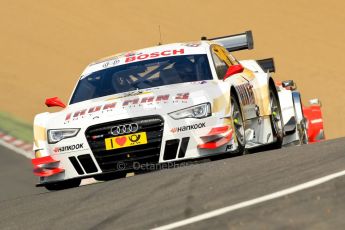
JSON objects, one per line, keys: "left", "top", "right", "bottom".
{"left": 211, "top": 46, "right": 230, "bottom": 79}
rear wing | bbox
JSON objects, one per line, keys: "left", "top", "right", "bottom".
{"left": 202, "top": 30, "right": 254, "bottom": 52}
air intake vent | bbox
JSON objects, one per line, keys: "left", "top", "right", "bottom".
{"left": 178, "top": 137, "right": 190, "bottom": 158}
{"left": 78, "top": 154, "right": 98, "bottom": 173}
{"left": 163, "top": 139, "right": 180, "bottom": 160}
{"left": 69, "top": 156, "right": 84, "bottom": 175}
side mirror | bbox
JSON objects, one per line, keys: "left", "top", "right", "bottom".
{"left": 282, "top": 80, "right": 297, "bottom": 90}
{"left": 45, "top": 97, "right": 66, "bottom": 108}
{"left": 224, "top": 64, "right": 244, "bottom": 80}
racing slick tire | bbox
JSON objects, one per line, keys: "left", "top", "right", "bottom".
{"left": 269, "top": 84, "right": 284, "bottom": 149}
{"left": 291, "top": 92, "right": 308, "bottom": 145}
{"left": 299, "top": 118, "right": 309, "bottom": 145}
{"left": 94, "top": 171, "right": 127, "bottom": 181}
{"left": 211, "top": 92, "right": 245, "bottom": 161}
{"left": 230, "top": 92, "right": 245, "bottom": 155}
{"left": 44, "top": 178, "right": 81, "bottom": 191}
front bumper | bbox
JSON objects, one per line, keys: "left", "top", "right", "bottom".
{"left": 33, "top": 113, "right": 236, "bottom": 185}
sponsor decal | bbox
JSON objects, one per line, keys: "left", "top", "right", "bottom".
{"left": 124, "top": 51, "right": 143, "bottom": 57}
{"left": 53, "top": 143, "right": 84, "bottom": 153}
{"left": 182, "top": 42, "right": 201, "bottom": 47}
{"left": 111, "top": 90, "right": 152, "bottom": 100}
{"left": 65, "top": 92, "right": 190, "bottom": 122}
{"left": 175, "top": 93, "right": 189, "bottom": 100}
{"left": 235, "top": 83, "right": 255, "bottom": 106}
{"left": 225, "top": 144, "right": 233, "bottom": 151}
{"left": 170, "top": 122, "right": 206, "bottom": 133}
{"left": 105, "top": 132, "right": 148, "bottom": 150}
{"left": 190, "top": 80, "right": 207, "bottom": 85}
{"left": 91, "top": 134, "right": 104, "bottom": 140}
{"left": 90, "top": 56, "right": 120, "bottom": 66}
{"left": 102, "top": 58, "right": 120, "bottom": 68}
{"left": 125, "top": 49, "right": 185, "bottom": 63}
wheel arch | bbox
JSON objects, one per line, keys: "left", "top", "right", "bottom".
{"left": 230, "top": 86, "right": 244, "bottom": 116}
{"left": 268, "top": 77, "right": 279, "bottom": 97}
{"left": 230, "top": 86, "right": 239, "bottom": 101}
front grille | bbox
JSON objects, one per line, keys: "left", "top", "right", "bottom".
{"left": 85, "top": 115, "right": 164, "bottom": 172}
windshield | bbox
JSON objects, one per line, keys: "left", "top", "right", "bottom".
{"left": 70, "top": 54, "right": 212, "bottom": 104}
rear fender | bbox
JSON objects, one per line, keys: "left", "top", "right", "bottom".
{"left": 260, "top": 77, "right": 277, "bottom": 116}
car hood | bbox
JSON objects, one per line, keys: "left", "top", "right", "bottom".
{"left": 42, "top": 80, "right": 226, "bottom": 129}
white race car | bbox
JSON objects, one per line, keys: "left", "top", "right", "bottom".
{"left": 32, "top": 31, "right": 286, "bottom": 190}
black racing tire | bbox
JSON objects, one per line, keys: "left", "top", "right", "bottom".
{"left": 94, "top": 172, "right": 127, "bottom": 181}
{"left": 44, "top": 179, "right": 81, "bottom": 191}
{"left": 291, "top": 91, "right": 308, "bottom": 145}
{"left": 210, "top": 92, "right": 245, "bottom": 161}
{"left": 230, "top": 92, "right": 245, "bottom": 155}
{"left": 269, "top": 84, "right": 284, "bottom": 148}
{"left": 299, "top": 118, "right": 309, "bottom": 145}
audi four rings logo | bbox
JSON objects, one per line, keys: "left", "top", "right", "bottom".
{"left": 110, "top": 123, "right": 139, "bottom": 135}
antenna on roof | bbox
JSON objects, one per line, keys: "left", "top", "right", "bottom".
{"left": 158, "top": 25, "right": 163, "bottom": 45}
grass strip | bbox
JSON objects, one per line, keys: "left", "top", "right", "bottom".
{"left": 0, "top": 112, "right": 32, "bottom": 143}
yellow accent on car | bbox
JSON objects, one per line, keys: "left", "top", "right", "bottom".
{"left": 105, "top": 132, "right": 148, "bottom": 150}
{"left": 34, "top": 125, "right": 46, "bottom": 147}
{"left": 35, "top": 150, "right": 42, "bottom": 158}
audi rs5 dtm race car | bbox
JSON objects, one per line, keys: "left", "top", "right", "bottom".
{"left": 32, "top": 31, "right": 321, "bottom": 190}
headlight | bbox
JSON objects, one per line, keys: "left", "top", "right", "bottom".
{"left": 47, "top": 128, "right": 80, "bottom": 144}
{"left": 168, "top": 103, "right": 211, "bottom": 120}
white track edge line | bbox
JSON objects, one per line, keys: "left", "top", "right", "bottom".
{"left": 0, "top": 139, "right": 32, "bottom": 159}
{"left": 152, "top": 169, "right": 345, "bottom": 230}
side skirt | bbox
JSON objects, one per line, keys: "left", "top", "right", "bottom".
{"left": 244, "top": 116, "right": 275, "bottom": 149}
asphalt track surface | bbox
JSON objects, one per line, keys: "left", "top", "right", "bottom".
{"left": 1, "top": 138, "right": 345, "bottom": 229}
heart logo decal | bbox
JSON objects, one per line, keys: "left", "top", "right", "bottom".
{"left": 115, "top": 136, "right": 127, "bottom": 146}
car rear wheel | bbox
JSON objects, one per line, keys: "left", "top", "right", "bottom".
{"left": 299, "top": 118, "right": 309, "bottom": 144}
{"left": 44, "top": 179, "right": 81, "bottom": 191}
{"left": 292, "top": 91, "right": 308, "bottom": 145}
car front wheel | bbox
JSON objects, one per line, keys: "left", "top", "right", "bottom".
{"left": 269, "top": 85, "right": 284, "bottom": 148}
{"left": 231, "top": 92, "right": 245, "bottom": 154}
